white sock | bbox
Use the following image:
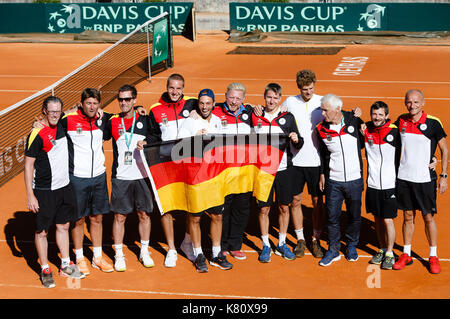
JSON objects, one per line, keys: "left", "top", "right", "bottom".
{"left": 279, "top": 233, "right": 287, "bottom": 246}
{"left": 295, "top": 228, "right": 304, "bottom": 241}
{"left": 74, "top": 248, "right": 84, "bottom": 260}
{"left": 141, "top": 240, "right": 149, "bottom": 255}
{"left": 193, "top": 246, "right": 203, "bottom": 257}
{"left": 403, "top": 244, "right": 411, "bottom": 256}
{"left": 41, "top": 264, "right": 50, "bottom": 271}
{"left": 261, "top": 235, "right": 270, "bottom": 247}
{"left": 212, "top": 246, "right": 221, "bottom": 258}
{"left": 430, "top": 246, "right": 437, "bottom": 257}
{"left": 93, "top": 246, "right": 102, "bottom": 259}
{"left": 61, "top": 257, "right": 70, "bottom": 268}
{"left": 114, "top": 244, "right": 124, "bottom": 257}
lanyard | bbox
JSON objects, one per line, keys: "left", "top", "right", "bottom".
{"left": 120, "top": 111, "right": 136, "bottom": 151}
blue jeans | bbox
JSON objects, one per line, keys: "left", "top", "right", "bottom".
{"left": 324, "top": 178, "right": 364, "bottom": 253}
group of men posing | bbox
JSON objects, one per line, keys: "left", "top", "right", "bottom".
{"left": 24, "top": 69, "right": 448, "bottom": 288}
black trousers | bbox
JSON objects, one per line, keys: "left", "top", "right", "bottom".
{"left": 221, "top": 192, "right": 252, "bottom": 251}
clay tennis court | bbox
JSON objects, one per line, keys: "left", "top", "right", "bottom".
{"left": 0, "top": 31, "right": 449, "bottom": 301}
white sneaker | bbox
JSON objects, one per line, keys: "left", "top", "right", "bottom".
{"left": 180, "top": 237, "right": 196, "bottom": 262}
{"left": 164, "top": 250, "right": 178, "bottom": 268}
{"left": 114, "top": 255, "right": 126, "bottom": 272}
{"left": 139, "top": 252, "right": 155, "bottom": 268}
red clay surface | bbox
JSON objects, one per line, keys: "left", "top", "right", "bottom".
{"left": 0, "top": 32, "right": 449, "bottom": 299}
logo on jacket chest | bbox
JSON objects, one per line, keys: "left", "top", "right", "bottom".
{"left": 347, "top": 125, "right": 355, "bottom": 133}
{"left": 182, "top": 109, "right": 190, "bottom": 118}
{"left": 367, "top": 134, "right": 374, "bottom": 146}
{"left": 161, "top": 113, "right": 168, "bottom": 125}
{"left": 48, "top": 134, "right": 56, "bottom": 146}
{"left": 420, "top": 123, "right": 427, "bottom": 131}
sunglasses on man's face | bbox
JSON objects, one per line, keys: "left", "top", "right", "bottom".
{"left": 118, "top": 97, "right": 133, "bottom": 102}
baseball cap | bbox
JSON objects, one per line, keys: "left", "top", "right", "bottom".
{"left": 198, "top": 88, "right": 215, "bottom": 101}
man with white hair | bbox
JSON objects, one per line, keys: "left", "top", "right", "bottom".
{"left": 212, "top": 82, "right": 253, "bottom": 261}
{"left": 316, "top": 94, "right": 365, "bottom": 267}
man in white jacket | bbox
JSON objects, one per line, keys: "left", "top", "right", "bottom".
{"left": 177, "top": 88, "right": 233, "bottom": 273}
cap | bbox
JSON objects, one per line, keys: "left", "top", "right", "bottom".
{"left": 198, "top": 88, "right": 215, "bottom": 101}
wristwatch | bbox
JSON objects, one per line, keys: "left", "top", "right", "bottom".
{"left": 439, "top": 173, "right": 448, "bottom": 178}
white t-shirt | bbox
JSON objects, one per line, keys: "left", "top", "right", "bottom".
{"left": 282, "top": 94, "right": 323, "bottom": 167}
{"left": 177, "top": 114, "right": 222, "bottom": 138}
{"left": 264, "top": 108, "right": 281, "bottom": 122}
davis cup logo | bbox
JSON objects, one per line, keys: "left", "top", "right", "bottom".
{"left": 47, "top": 4, "right": 81, "bottom": 33}
{"left": 357, "top": 4, "right": 386, "bottom": 31}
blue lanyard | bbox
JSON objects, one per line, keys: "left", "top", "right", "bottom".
{"left": 120, "top": 111, "right": 136, "bottom": 151}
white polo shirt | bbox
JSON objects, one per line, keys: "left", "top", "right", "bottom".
{"left": 177, "top": 114, "right": 222, "bottom": 138}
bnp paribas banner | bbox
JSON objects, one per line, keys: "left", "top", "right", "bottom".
{"left": 229, "top": 3, "right": 450, "bottom": 33}
{"left": 44, "top": 3, "right": 192, "bottom": 34}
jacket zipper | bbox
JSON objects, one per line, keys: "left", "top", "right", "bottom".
{"left": 378, "top": 129, "right": 383, "bottom": 190}
{"left": 89, "top": 119, "right": 94, "bottom": 178}
{"left": 338, "top": 132, "right": 347, "bottom": 182}
{"left": 172, "top": 104, "right": 179, "bottom": 138}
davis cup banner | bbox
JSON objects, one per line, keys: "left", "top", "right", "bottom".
{"left": 42, "top": 2, "right": 192, "bottom": 34}
{"left": 229, "top": 2, "right": 450, "bottom": 33}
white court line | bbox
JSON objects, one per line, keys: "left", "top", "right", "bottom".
{"left": 0, "top": 75, "right": 62, "bottom": 78}
{"left": 138, "top": 92, "right": 450, "bottom": 101}
{"left": 0, "top": 283, "right": 279, "bottom": 299}
{"left": 2, "top": 89, "right": 449, "bottom": 101}
{"left": 0, "top": 89, "right": 39, "bottom": 93}
{"left": 150, "top": 77, "right": 450, "bottom": 85}
{"left": 1, "top": 75, "right": 450, "bottom": 85}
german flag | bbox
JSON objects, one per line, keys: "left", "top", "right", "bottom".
{"left": 143, "top": 134, "right": 288, "bottom": 214}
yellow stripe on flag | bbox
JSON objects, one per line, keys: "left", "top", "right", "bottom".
{"left": 157, "top": 165, "right": 275, "bottom": 213}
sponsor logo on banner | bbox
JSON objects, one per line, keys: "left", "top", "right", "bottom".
{"left": 357, "top": 4, "right": 386, "bottom": 31}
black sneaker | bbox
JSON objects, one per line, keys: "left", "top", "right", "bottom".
{"left": 40, "top": 269, "right": 56, "bottom": 288}
{"left": 210, "top": 251, "right": 233, "bottom": 270}
{"left": 194, "top": 253, "right": 208, "bottom": 273}
{"left": 369, "top": 249, "right": 385, "bottom": 265}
